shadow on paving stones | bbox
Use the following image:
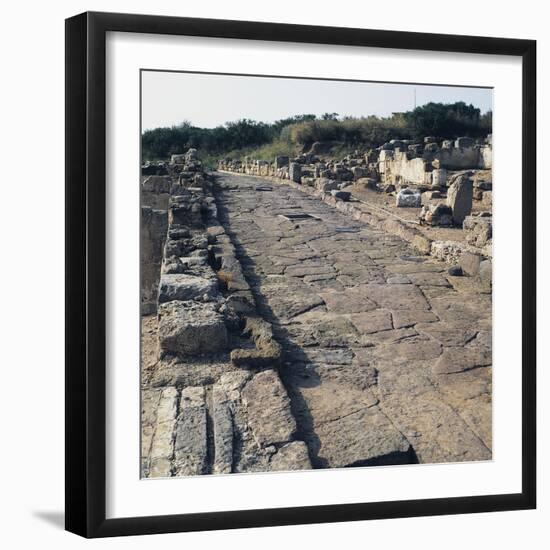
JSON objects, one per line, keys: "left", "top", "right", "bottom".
{"left": 214, "top": 181, "right": 419, "bottom": 470}
{"left": 215, "top": 184, "right": 325, "bottom": 468}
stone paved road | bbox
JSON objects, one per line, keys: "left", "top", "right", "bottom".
{"left": 214, "top": 172, "right": 492, "bottom": 468}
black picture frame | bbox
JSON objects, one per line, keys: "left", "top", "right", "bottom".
{"left": 65, "top": 11, "right": 536, "bottom": 538}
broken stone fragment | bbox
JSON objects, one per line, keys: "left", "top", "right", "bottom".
{"left": 158, "top": 300, "right": 228, "bottom": 356}
{"left": 419, "top": 203, "right": 453, "bottom": 226}
{"left": 396, "top": 188, "right": 422, "bottom": 207}
{"left": 463, "top": 214, "right": 492, "bottom": 248}
{"left": 230, "top": 316, "right": 282, "bottom": 368}
{"left": 459, "top": 251, "right": 482, "bottom": 277}
{"left": 330, "top": 190, "right": 351, "bottom": 201}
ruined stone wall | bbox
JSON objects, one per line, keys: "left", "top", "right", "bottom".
{"left": 218, "top": 139, "right": 493, "bottom": 284}
{"left": 380, "top": 140, "right": 492, "bottom": 185}
{"left": 141, "top": 149, "right": 313, "bottom": 478}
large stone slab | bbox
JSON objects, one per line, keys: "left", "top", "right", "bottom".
{"left": 148, "top": 387, "right": 178, "bottom": 478}
{"left": 432, "top": 347, "right": 492, "bottom": 375}
{"left": 320, "top": 289, "right": 377, "bottom": 313}
{"left": 314, "top": 406, "right": 413, "bottom": 467}
{"left": 360, "top": 283, "right": 431, "bottom": 310}
{"left": 242, "top": 369, "right": 297, "bottom": 447}
{"left": 349, "top": 309, "right": 393, "bottom": 334}
{"left": 174, "top": 386, "right": 208, "bottom": 476}
{"left": 212, "top": 385, "right": 234, "bottom": 475}
{"left": 392, "top": 309, "right": 439, "bottom": 328}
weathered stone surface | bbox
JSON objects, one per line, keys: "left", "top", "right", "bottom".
{"left": 361, "top": 283, "right": 431, "bottom": 310}
{"left": 447, "top": 176, "right": 473, "bottom": 225}
{"left": 391, "top": 309, "right": 438, "bottom": 328}
{"left": 416, "top": 321, "right": 478, "bottom": 346}
{"left": 143, "top": 170, "right": 493, "bottom": 476}
{"left": 348, "top": 309, "right": 393, "bottom": 334}
{"left": 149, "top": 387, "right": 178, "bottom": 478}
{"left": 419, "top": 203, "right": 453, "bottom": 226}
{"left": 396, "top": 188, "right": 422, "bottom": 207}
{"left": 433, "top": 347, "right": 492, "bottom": 375}
{"left": 464, "top": 214, "right": 492, "bottom": 248}
{"left": 230, "top": 316, "right": 282, "bottom": 368}
{"left": 459, "top": 251, "right": 482, "bottom": 277}
{"left": 331, "top": 190, "right": 351, "bottom": 201}
{"left": 174, "top": 387, "right": 208, "bottom": 476}
{"left": 212, "top": 384, "right": 234, "bottom": 474}
{"left": 269, "top": 441, "right": 312, "bottom": 471}
{"left": 242, "top": 369, "right": 297, "bottom": 447}
{"left": 479, "top": 259, "right": 492, "bottom": 289}
{"left": 289, "top": 162, "right": 302, "bottom": 183}
{"left": 158, "top": 301, "right": 228, "bottom": 356}
{"left": 158, "top": 273, "right": 218, "bottom": 303}
{"left": 320, "top": 289, "right": 377, "bottom": 313}
{"left": 314, "top": 406, "right": 413, "bottom": 467}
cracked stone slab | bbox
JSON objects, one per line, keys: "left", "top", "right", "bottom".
{"left": 320, "top": 289, "right": 377, "bottom": 313}
{"left": 416, "top": 321, "right": 479, "bottom": 347}
{"left": 314, "top": 406, "right": 413, "bottom": 468}
{"left": 148, "top": 387, "right": 178, "bottom": 478}
{"left": 378, "top": 390, "right": 491, "bottom": 464}
{"left": 174, "top": 386, "right": 208, "bottom": 476}
{"left": 212, "top": 384, "right": 234, "bottom": 474}
{"left": 241, "top": 369, "right": 297, "bottom": 447}
{"left": 348, "top": 309, "right": 393, "bottom": 334}
{"left": 360, "top": 283, "right": 431, "bottom": 310}
{"left": 432, "top": 347, "right": 492, "bottom": 375}
{"left": 392, "top": 309, "right": 439, "bottom": 329}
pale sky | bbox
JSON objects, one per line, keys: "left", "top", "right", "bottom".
{"left": 141, "top": 70, "right": 492, "bottom": 131}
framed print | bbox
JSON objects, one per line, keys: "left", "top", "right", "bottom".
{"left": 65, "top": 11, "right": 536, "bottom": 538}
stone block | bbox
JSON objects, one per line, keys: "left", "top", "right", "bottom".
{"left": 447, "top": 176, "right": 473, "bottom": 225}
{"left": 396, "top": 188, "right": 422, "bottom": 207}
{"left": 431, "top": 168, "right": 447, "bottom": 187}
{"left": 158, "top": 273, "right": 218, "bottom": 303}
{"left": 274, "top": 155, "right": 289, "bottom": 168}
{"left": 158, "top": 300, "right": 228, "bottom": 356}
{"left": 455, "top": 136, "right": 475, "bottom": 148}
{"left": 459, "top": 251, "right": 482, "bottom": 277}
{"left": 331, "top": 190, "right": 351, "bottom": 201}
{"left": 289, "top": 162, "right": 302, "bottom": 183}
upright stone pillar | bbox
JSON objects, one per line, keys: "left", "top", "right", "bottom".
{"left": 289, "top": 162, "right": 302, "bottom": 183}
{"left": 447, "top": 175, "right": 473, "bottom": 225}
{"left": 432, "top": 168, "right": 447, "bottom": 188}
